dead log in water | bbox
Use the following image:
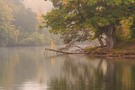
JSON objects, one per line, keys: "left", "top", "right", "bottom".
{"left": 44, "top": 48, "right": 88, "bottom": 54}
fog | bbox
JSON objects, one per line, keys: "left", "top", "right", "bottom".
{"left": 0, "top": 0, "right": 61, "bottom": 46}
{"left": 22, "top": 0, "right": 53, "bottom": 14}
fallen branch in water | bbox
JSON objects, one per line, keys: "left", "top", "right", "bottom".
{"left": 44, "top": 48, "right": 88, "bottom": 54}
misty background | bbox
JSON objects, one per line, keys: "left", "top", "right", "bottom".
{"left": 0, "top": 0, "right": 61, "bottom": 46}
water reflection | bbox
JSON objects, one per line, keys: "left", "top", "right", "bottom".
{"left": 0, "top": 47, "right": 135, "bottom": 90}
{"left": 47, "top": 56, "right": 135, "bottom": 90}
{"left": 48, "top": 56, "right": 115, "bottom": 90}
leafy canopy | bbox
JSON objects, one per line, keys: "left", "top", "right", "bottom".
{"left": 42, "top": 0, "right": 135, "bottom": 45}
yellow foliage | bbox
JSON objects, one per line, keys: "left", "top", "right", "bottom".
{"left": 51, "top": 40, "right": 55, "bottom": 49}
{"left": 117, "top": 17, "right": 133, "bottom": 40}
{"left": 63, "top": 0, "right": 67, "bottom": 5}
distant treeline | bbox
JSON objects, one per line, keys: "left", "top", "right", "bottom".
{"left": 0, "top": 0, "right": 61, "bottom": 46}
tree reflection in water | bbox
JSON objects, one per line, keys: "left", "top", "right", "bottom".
{"left": 48, "top": 56, "right": 135, "bottom": 90}
{"left": 48, "top": 56, "right": 115, "bottom": 90}
{"left": 0, "top": 47, "right": 135, "bottom": 90}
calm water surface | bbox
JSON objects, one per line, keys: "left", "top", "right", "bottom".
{"left": 0, "top": 47, "right": 135, "bottom": 90}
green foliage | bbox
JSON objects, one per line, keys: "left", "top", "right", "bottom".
{"left": 131, "top": 28, "right": 135, "bottom": 38}
{"left": 43, "top": 0, "right": 135, "bottom": 48}
{"left": 131, "top": 18, "right": 135, "bottom": 39}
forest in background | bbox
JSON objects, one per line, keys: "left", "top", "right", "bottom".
{"left": 0, "top": 0, "right": 61, "bottom": 47}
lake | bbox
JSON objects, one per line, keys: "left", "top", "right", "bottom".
{"left": 0, "top": 47, "right": 135, "bottom": 90}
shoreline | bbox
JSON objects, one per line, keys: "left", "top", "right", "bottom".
{"left": 44, "top": 47, "right": 135, "bottom": 58}
{"left": 86, "top": 51, "right": 135, "bottom": 59}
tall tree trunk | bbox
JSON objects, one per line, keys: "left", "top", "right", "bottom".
{"left": 105, "top": 25, "right": 117, "bottom": 50}
{"left": 98, "top": 36, "right": 104, "bottom": 46}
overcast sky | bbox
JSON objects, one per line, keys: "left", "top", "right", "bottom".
{"left": 22, "top": 0, "right": 53, "bottom": 14}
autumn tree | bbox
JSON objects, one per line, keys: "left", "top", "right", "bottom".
{"left": 0, "top": 0, "right": 20, "bottom": 46}
{"left": 42, "top": 0, "right": 135, "bottom": 50}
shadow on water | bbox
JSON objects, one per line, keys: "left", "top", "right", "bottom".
{"left": 0, "top": 47, "right": 135, "bottom": 90}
